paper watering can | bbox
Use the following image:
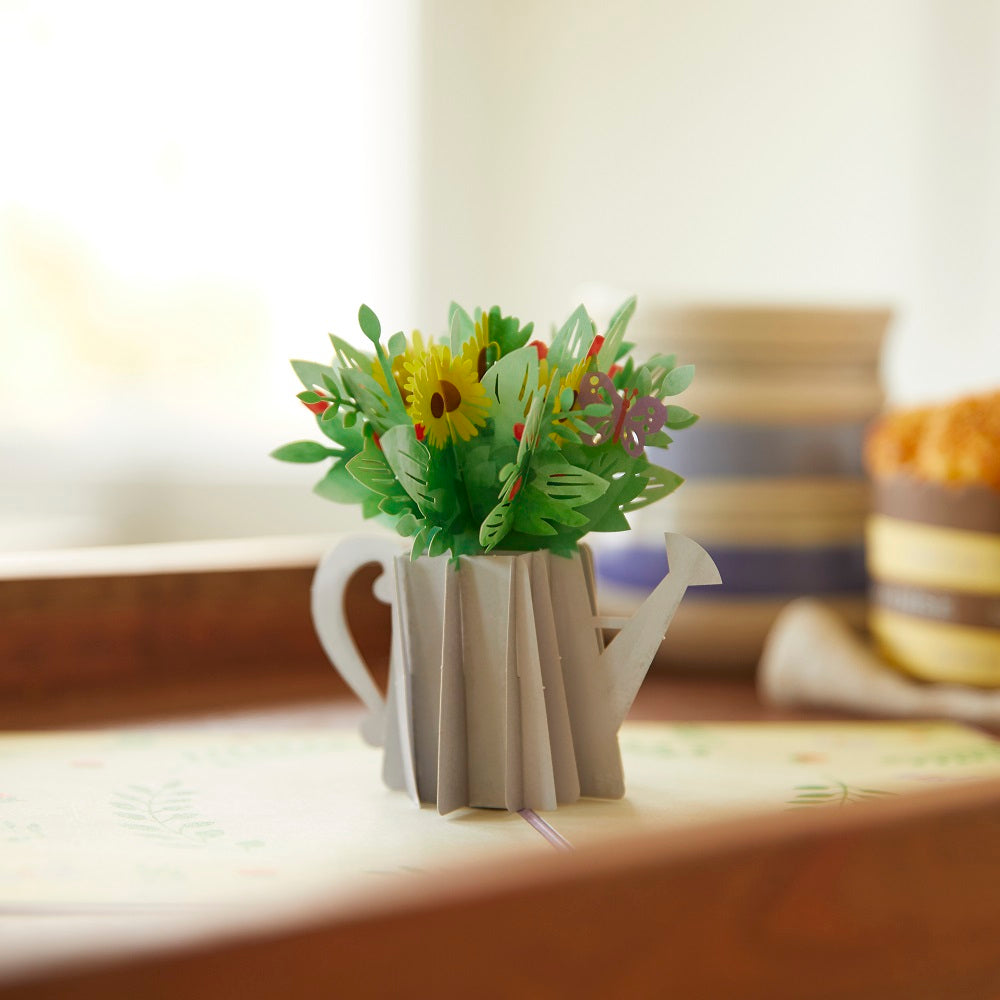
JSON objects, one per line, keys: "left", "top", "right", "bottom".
{"left": 313, "top": 533, "right": 720, "bottom": 814}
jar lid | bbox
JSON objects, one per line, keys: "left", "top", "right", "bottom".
{"left": 632, "top": 304, "right": 891, "bottom": 368}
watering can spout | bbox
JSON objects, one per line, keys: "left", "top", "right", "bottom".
{"left": 600, "top": 533, "right": 721, "bottom": 729}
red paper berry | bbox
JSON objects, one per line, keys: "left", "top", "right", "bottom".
{"left": 303, "top": 397, "right": 330, "bottom": 415}
{"left": 372, "top": 432, "right": 382, "bottom": 451}
{"left": 529, "top": 339, "right": 549, "bottom": 359}
{"left": 609, "top": 363, "right": 623, "bottom": 378}
{"left": 510, "top": 476, "right": 523, "bottom": 500}
{"left": 414, "top": 423, "right": 426, "bottom": 442}
{"left": 587, "top": 335, "right": 605, "bottom": 359}
{"left": 513, "top": 422, "right": 525, "bottom": 442}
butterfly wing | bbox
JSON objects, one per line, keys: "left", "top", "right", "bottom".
{"left": 578, "top": 372, "right": 622, "bottom": 446}
{"left": 620, "top": 396, "right": 667, "bottom": 457}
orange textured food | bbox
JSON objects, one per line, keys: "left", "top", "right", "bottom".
{"left": 865, "top": 390, "right": 1000, "bottom": 490}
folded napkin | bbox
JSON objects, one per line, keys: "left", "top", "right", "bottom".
{"left": 759, "top": 598, "right": 1000, "bottom": 724}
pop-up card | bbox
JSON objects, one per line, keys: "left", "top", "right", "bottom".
{"left": 274, "top": 299, "right": 721, "bottom": 813}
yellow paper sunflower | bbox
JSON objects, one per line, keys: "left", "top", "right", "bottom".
{"left": 406, "top": 345, "right": 491, "bottom": 448}
{"left": 372, "top": 331, "right": 430, "bottom": 406}
{"left": 548, "top": 353, "right": 593, "bottom": 443}
{"left": 461, "top": 311, "right": 500, "bottom": 381}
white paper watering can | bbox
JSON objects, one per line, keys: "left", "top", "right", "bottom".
{"left": 312, "top": 534, "right": 720, "bottom": 814}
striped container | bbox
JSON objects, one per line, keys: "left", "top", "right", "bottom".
{"left": 594, "top": 304, "right": 890, "bottom": 670}
{"left": 868, "top": 476, "right": 1000, "bottom": 686}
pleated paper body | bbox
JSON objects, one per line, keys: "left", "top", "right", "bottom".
{"left": 381, "top": 548, "right": 626, "bottom": 815}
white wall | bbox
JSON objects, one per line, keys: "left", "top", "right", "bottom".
{"left": 0, "top": 0, "right": 419, "bottom": 547}
{"left": 414, "top": 0, "right": 1000, "bottom": 404}
{"left": 2, "top": 0, "right": 998, "bottom": 549}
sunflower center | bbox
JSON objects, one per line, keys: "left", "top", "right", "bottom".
{"left": 477, "top": 346, "right": 489, "bottom": 381}
{"left": 429, "top": 380, "right": 463, "bottom": 418}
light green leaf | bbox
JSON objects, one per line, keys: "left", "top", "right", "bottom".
{"left": 623, "top": 465, "right": 683, "bottom": 512}
{"left": 511, "top": 492, "right": 560, "bottom": 536}
{"left": 661, "top": 364, "right": 695, "bottom": 396}
{"left": 448, "top": 303, "right": 476, "bottom": 353}
{"left": 483, "top": 307, "right": 533, "bottom": 355}
{"left": 345, "top": 438, "right": 399, "bottom": 496}
{"left": 270, "top": 440, "right": 337, "bottom": 463}
{"left": 480, "top": 346, "right": 540, "bottom": 443}
{"left": 586, "top": 506, "right": 631, "bottom": 532}
{"left": 532, "top": 459, "right": 609, "bottom": 507}
{"left": 387, "top": 331, "right": 407, "bottom": 357}
{"left": 513, "top": 486, "right": 588, "bottom": 534}
{"left": 427, "top": 526, "right": 450, "bottom": 557}
{"left": 643, "top": 430, "right": 673, "bottom": 449}
{"left": 395, "top": 512, "right": 420, "bottom": 537}
{"left": 595, "top": 295, "right": 636, "bottom": 373}
{"left": 547, "top": 304, "right": 594, "bottom": 372}
{"left": 313, "top": 461, "right": 370, "bottom": 504}
{"left": 358, "top": 304, "right": 381, "bottom": 344}
{"left": 380, "top": 424, "right": 454, "bottom": 519}
{"left": 290, "top": 359, "right": 338, "bottom": 393}
{"left": 479, "top": 497, "right": 515, "bottom": 551}
{"left": 329, "top": 334, "right": 373, "bottom": 371}
{"left": 665, "top": 405, "right": 698, "bottom": 430}
{"left": 410, "top": 523, "right": 429, "bottom": 558}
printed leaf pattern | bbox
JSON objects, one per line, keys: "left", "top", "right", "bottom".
{"left": 787, "top": 781, "right": 895, "bottom": 808}
{"left": 111, "top": 781, "right": 230, "bottom": 848}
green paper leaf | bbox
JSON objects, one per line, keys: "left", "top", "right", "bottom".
{"left": 586, "top": 506, "right": 631, "bottom": 532}
{"left": 378, "top": 494, "right": 416, "bottom": 517}
{"left": 532, "top": 459, "right": 609, "bottom": 507}
{"left": 345, "top": 438, "right": 400, "bottom": 496}
{"left": 448, "top": 303, "right": 476, "bottom": 353}
{"left": 595, "top": 295, "right": 636, "bottom": 373}
{"left": 316, "top": 410, "right": 364, "bottom": 450}
{"left": 623, "top": 464, "right": 684, "bottom": 512}
{"left": 547, "top": 304, "right": 594, "bottom": 373}
{"left": 511, "top": 491, "right": 560, "bottom": 536}
{"left": 270, "top": 440, "right": 337, "bottom": 463}
{"left": 643, "top": 430, "right": 674, "bottom": 449}
{"left": 361, "top": 492, "right": 383, "bottom": 519}
{"left": 484, "top": 306, "right": 533, "bottom": 355}
{"left": 661, "top": 364, "right": 695, "bottom": 396}
{"left": 427, "top": 526, "right": 450, "bottom": 557}
{"left": 479, "top": 496, "right": 515, "bottom": 551}
{"left": 290, "top": 359, "right": 338, "bottom": 393}
{"left": 313, "top": 460, "right": 371, "bottom": 504}
{"left": 665, "top": 405, "right": 698, "bottom": 430}
{"left": 380, "top": 424, "right": 455, "bottom": 520}
{"left": 387, "top": 331, "right": 407, "bottom": 357}
{"left": 395, "top": 512, "right": 420, "bottom": 537}
{"left": 358, "top": 304, "right": 381, "bottom": 344}
{"left": 329, "top": 334, "right": 373, "bottom": 371}
{"left": 479, "top": 346, "right": 541, "bottom": 444}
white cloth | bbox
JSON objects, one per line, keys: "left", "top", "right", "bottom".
{"left": 758, "top": 598, "right": 1000, "bottom": 724}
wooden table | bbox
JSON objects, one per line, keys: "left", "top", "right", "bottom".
{"left": 2, "top": 539, "right": 999, "bottom": 999}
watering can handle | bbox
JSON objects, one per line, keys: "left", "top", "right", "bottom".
{"left": 311, "top": 535, "right": 403, "bottom": 747}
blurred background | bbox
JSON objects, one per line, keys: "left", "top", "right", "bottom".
{"left": 2, "top": 0, "right": 999, "bottom": 552}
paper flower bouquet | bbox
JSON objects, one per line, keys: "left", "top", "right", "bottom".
{"left": 276, "top": 298, "right": 721, "bottom": 814}
{"left": 272, "top": 298, "right": 697, "bottom": 556}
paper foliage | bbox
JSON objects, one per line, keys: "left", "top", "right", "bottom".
{"left": 273, "top": 298, "right": 696, "bottom": 560}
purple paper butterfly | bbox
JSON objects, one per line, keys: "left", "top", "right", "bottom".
{"left": 577, "top": 371, "right": 667, "bottom": 457}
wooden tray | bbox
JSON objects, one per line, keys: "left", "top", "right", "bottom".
{"left": 2, "top": 538, "right": 999, "bottom": 999}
